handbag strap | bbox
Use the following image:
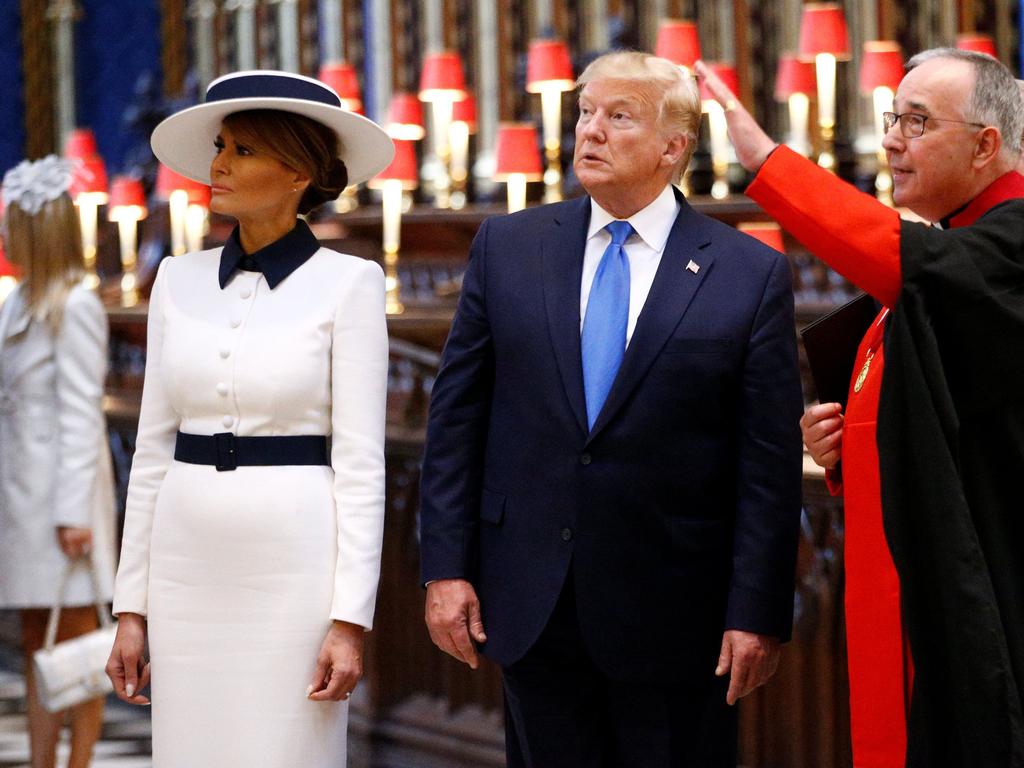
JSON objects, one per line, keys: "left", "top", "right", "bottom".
{"left": 43, "top": 556, "right": 113, "bottom": 651}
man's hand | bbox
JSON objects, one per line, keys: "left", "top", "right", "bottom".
{"left": 715, "top": 630, "right": 780, "bottom": 705}
{"left": 424, "top": 578, "right": 487, "bottom": 670}
{"left": 800, "top": 403, "right": 844, "bottom": 469}
{"left": 694, "top": 60, "right": 779, "bottom": 173}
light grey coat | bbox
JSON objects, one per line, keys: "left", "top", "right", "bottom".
{"left": 0, "top": 282, "right": 115, "bottom": 607}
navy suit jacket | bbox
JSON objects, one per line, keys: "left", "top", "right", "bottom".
{"left": 420, "top": 191, "right": 803, "bottom": 683}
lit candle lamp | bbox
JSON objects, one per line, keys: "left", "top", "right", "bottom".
{"left": 386, "top": 93, "right": 426, "bottom": 140}
{"left": 738, "top": 221, "right": 786, "bottom": 253}
{"left": 107, "top": 176, "right": 148, "bottom": 307}
{"left": 798, "top": 2, "right": 851, "bottom": 172}
{"left": 156, "top": 163, "right": 211, "bottom": 255}
{"left": 367, "top": 140, "right": 419, "bottom": 314}
{"left": 64, "top": 129, "right": 107, "bottom": 287}
{"left": 319, "top": 61, "right": 364, "bottom": 213}
{"left": 0, "top": 239, "right": 18, "bottom": 303}
{"left": 185, "top": 202, "right": 209, "bottom": 254}
{"left": 449, "top": 95, "right": 477, "bottom": 210}
{"left": 774, "top": 54, "right": 817, "bottom": 158}
{"left": 859, "top": 41, "right": 904, "bottom": 205}
{"left": 419, "top": 51, "right": 469, "bottom": 209}
{"left": 655, "top": 19, "right": 701, "bottom": 195}
{"left": 654, "top": 18, "right": 701, "bottom": 72}
{"left": 526, "top": 39, "right": 575, "bottom": 204}
{"left": 956, "top": 33, "right": 997, "bottom": 58}
{"left": 493, "top": 123, "right": 543, "bottom": 213}
{"left": 699, "top": 62, "right": 738, "bottom": 200}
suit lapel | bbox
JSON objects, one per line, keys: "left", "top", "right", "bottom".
{"left": 542, "top": 196, "right": 591, "bottom": 437}
{"left": 587, "top": 195, "right": 716, "bottom": 442}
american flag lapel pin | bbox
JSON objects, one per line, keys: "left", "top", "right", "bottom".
{"left": 686, "top": 260, "right": 700, "bottom": 274}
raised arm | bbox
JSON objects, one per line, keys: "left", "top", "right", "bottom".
{"left": 696, "top": 60, "right": 903, "bottom": 307}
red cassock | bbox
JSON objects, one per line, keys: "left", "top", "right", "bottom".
{"left": 747, "top": 145, "right": 1024, "bottom": 768}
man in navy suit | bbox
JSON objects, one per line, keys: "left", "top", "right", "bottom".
{"left": 420, "top": 51, "right": 803, "bottom": 767}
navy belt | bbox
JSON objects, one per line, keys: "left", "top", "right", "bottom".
{"left": 174, "top": 432, "right": 331, "bottom": 472}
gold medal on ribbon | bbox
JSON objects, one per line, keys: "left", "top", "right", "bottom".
{"left": 853, "top": 353, "right": 874, "bottom": 393}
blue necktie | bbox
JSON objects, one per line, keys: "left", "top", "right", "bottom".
{"left": 582, "top": 220, "right": 634, "bottom": 430}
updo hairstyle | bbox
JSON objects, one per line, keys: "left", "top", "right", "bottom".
{"left": 223, "top": 109, "right": 349, "bottom": 214}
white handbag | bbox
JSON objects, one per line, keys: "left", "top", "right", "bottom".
{"left": 31, "top": 558, "right": 116, "bottom": 712}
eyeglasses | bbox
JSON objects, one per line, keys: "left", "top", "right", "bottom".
{"left": 882, "top": 111, "right": 987, "bottom": 138}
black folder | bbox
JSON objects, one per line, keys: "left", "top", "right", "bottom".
{"left": 800, "top": 293, "right": 879, "bottom": 407}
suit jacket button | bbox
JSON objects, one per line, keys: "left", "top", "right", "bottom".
{"left": 561, "top": 528, "right": 573, "bottom": 542}
{"left": 580, "top": 453, "right": 592, "bottom": 465}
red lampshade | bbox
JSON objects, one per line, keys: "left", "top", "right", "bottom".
{"left": 0, "top": 243, "right": 17, "bottom": 278}
{"left": 385, "top": 93, "right": 425, "bottom": 140}
{"left": 493, "top": 123, "right": 543, "bottom": 181}
{"left": 155, "top": 164, "right": 211, "bottom": 207}
{"left": 956, "top": 34, "right": 997, "bottom": 58}
{"left": 452, "top": 94, "right": 478, "bottom": 133}
{"left": 655, "top": 19, "right": 702, "bottom": 69}
{"left": 368, "top": 140, "right": 419, "bottom": 190}
{"left": 318, "top": 61, "right": 363, "bottom": 112}
{"left": 69, "top": 154, "right": 108, "bottom": 200}
{"left": 526, "top": 39, "right": 574, "bottom": 93}
{"left": 107, "top": 176, "right": 148, "bottom": 221}
{"left": 774, "top": 54, "right": 817, "bottom": 100}
{"left": 64, "top": 128, "right": 99, "bottom": 160}
{"left": 859, "top": 41, "right": 904, "bottom": 93}
{"left": 738, "top": 222, "right": 785, "bottom": 253}
{"left": 419, "top": 51, "right": 468, "bottom": 101}
{"left": 798, "top": 3, "right": 851, "bottom": 60}
{"left": 699, "top": 62, "right": 739, "bottom": 103}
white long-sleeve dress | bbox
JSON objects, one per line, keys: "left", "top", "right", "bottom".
{"left": 0, "top": 284, "right": 116, "bottom": 609}
{"left": 112, "top": 241, "right": 388, "bottom": 767}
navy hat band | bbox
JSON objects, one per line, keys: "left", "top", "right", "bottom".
{"left": 206, "top": 74, "right": 341, "bottom": 108}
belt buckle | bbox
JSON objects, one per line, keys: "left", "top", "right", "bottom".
{"left": 214, "top": 432, "right": 237, "bottom": 471}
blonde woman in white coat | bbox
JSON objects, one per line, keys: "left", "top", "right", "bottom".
{"left": 0, "top": 156, "right": 117, "bottom": 768}
{"left": 105, "top": 71, "right": 394, "bottom": 767}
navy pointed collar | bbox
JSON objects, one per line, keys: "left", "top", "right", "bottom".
{"left": 218, "top": 218, "right": 320, "bottom": 290}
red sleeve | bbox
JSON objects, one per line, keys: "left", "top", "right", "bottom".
{"left": 746, "top": 146, "right": 903, "bottom": 308}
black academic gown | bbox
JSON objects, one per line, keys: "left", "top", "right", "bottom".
{"left": 879, "top": 193, "right": 1024, "bottom": 768}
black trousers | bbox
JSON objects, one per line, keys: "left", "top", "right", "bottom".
{"left": 501, "top": 577, "right": 737, "bottom": 768}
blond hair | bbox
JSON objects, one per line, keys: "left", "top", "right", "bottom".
{"left": 576, "top": 51, "right": 702, "bottom": 180}
{"left": 3, "top": 193, "right": 85, "bottom": 333}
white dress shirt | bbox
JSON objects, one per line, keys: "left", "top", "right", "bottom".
{"left": 580, "top": 184, "right": 680, "bottom": 344}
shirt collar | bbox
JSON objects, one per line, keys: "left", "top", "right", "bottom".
{"left": 218, "top": 218, "right": 321, "bottom": 290}
{"left": 941, "top": 171, "right": 1024, "bottom": 229}
{"left": 587, "top": 185, "right": 679, "bottom": 251}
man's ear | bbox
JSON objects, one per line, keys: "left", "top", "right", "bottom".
{"left": 662, "top": 133, "right": 687, "bottom": 168}
{"left": 972, "top": 126, "right": 1002, "bottom": 168}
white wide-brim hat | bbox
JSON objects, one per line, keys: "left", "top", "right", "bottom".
{"left": 151, "top": 70, "right": 394, "bottom": 187}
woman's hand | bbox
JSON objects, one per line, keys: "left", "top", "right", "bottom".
{"left": 800, "top": 403, "right": 844, "bottom": 469}
{"left": 106, "top": 612, "right": 151, "bottom": 705}
{"left": 56, "top": 526, "right": 92, "bottom": 559}
{"left": 307, "top": 620, "right": 364, "bottom": 702}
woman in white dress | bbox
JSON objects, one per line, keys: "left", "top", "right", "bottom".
{"left": 0, "top": 156, "right": 117, "bottom": 768}
{"left": 105, "top": 71, "right": 394, "bottom": 766}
